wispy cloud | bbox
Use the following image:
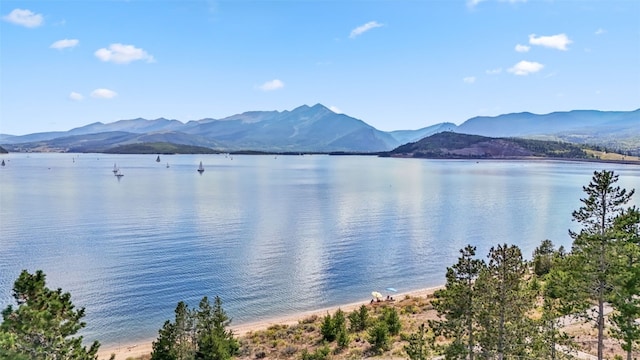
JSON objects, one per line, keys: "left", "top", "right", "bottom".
{"left": 349, "top": 21, "right": 383, "bottom": 39}
{"left": 2, "top": 8, "right": 43, "bottom": 28}
{"left": 595, "top": 28, "right": 606, "bottom": 35}
{"left": 329, "top": 106, "right": 342, "bottom": 114}
{"left": 508, "top": 60, "right": 544, "bottom": 75}
{"left": 515, "top": 44, "right": 530, "bottom": 53}
{"left": 463, "top": 76, "right": 476, "bottom": 84}
{"left": 529, "top": 33, "right": 572, "bottom": 51}
{"left": 258, "top": 79, "right": 284, "bottom": 91}
{"left": 50, "top": 39, "right": 79, "bottom": 50}
{"left": 69, "top": 92, "right": 84, "bottom": 101}
{"left": 95, "top": 43, "right": 155, "bottom": 64}
{"left": 467, "top": 0, "right": 486, "bottom": 8}
{"left": 486, "top": 68, "right": 502, "bottom": 75}
{"left": 90, "top": 88, "right": 118, "bottom": 99}
{"left": 468, "top": 0, "right": 526, "bottom": 8}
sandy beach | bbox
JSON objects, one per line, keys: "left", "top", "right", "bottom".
{"left": 96, "top": 286, "right": 443, "bottom": 360}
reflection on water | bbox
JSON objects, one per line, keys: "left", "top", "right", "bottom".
{"left": 0, "top": 153, "right": 638, "bottom": 346}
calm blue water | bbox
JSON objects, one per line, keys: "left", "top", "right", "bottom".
{"left": 0, "top": 153, "right": 638, "bottom": 347}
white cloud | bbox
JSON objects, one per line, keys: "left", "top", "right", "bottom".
{"left": 90, "top": 88, "right": 118, "bottom": 99}
{"left": 508, "top": 60, "right": 544, "bottom": 75}
{"left": 595, "top": 28, "right": 606, "bottom": 35}
{"left": 258, "top": 79, "right": 284, "bottom": 91}
{"left": 486, "top": 67, "right": 502, "bottom": 75}
{"left": 50, "top": 39, "right": 79, "bottom": 50}
{"left": 95, "top": 43, "right": 155, "bottom": 64}
{"left": 463, "top": 76, "right": 476, "bottom": 84}
{"left": 2, "top": 8, "right": 44, "bottom": 28}
{"left": 69, "top": 92, "right": 84, "bottom": 101}
{"left": 515, "top": 44, "right": 530, "bottom": 53}
{"left": 529, "top": 33, "right": 572, "bottom": 51}
{"left": 329, "top": 106, "right": 342, "bottom": 114}
{"left": 349, "top": 21, "right": 383, "bottom": 39}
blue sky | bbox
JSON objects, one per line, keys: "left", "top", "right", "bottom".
{"left": 1, "top": 0, "right": 638, "bottom": 135}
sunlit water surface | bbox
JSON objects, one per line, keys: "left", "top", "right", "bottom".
{"left": 1, "top": 153, "right": 638, "bottom": 346}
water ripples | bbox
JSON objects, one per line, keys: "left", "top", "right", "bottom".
{"left": 1, "top": 154, "right": 638, "bottom": 346}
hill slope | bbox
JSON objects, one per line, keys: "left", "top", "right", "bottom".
{"left": 388, "top": 132, "right": 590, "bottom": 159}
{"left": 456, "top": 109, "right": 640, "bottom": 154}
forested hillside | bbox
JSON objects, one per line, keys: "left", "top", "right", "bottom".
{"left": 388, "top": 131, "right": 591, "bottom": 159}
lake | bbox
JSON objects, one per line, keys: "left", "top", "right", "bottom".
{"left": 0, "top": 153, "right": 638, "bottom": 347}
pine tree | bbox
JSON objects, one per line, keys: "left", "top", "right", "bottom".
{"left": 333, "top": 309, "right": 349, "bottom": 349}
{"left": 608, "top": 207, "right": 640, "bottom": 360}
{"left": 532, "top": 239, "right": 555, "bottom": 276}
{"left": 174, "top": 301, "right": 196, "bottom": 360}
{"left": 535, "top": 258, "right": 581, "bottom": 360}
{"left": 151, "top": 320, "right": 178, "bottom": 360}
{"left": 348, "top": 305, "right": 369, "bottom": 333}
{"left": 152, "top": 296, "right": 237, "bottom": 360}
{"left": 0, "top": 270, "right": 102, "bottom": 360}
{"left": 568, "top": 170, "right": 635, "bottom": 360}
{"left": 475, "top": 244, "right": 533, "bottom": 360}
{"left": 320, "top": 313, "right": 335, "bottom": 342}
{"left": 430, "top": 245, "right": 485, "bottom": 360}
{"left": 367, "top": 320, "right": 390, "bottom": 354}
{"left": 195, "top": 296, "right": 238, "bottom": 360}
{"left": 404, "top": 323, "right": 434, "bottom": 360}
{"left": 382, "top": 307, "right": 401, "bottom": 336}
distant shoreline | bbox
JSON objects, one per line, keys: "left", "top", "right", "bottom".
{"left": 1, "top": 150, "right": 638, "bottom": 165}
{"left": 96, "top": 285, "right": 444, "bottom": 360}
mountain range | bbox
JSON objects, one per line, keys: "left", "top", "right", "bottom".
{"left": 0, "top": 104, "right": 638, "bottom": 154}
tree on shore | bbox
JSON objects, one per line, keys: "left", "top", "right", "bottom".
{"left": 367, "top": 320, "right": 390, "bottom": 354}
{"left": 567, "top": 170, "right": 635, "bottom": 360}
{"left": 532, "top": 239, "right": 560, "bottom": 277}
{"left": 430, "top": 245, "right": 485, "bottom": 359}
{"left": 404, "top": 323, "right": 434, "bottom": 360}
{"left": 534, "top": 243, "right": 580, "bottom": 360}
{"left": 0, "top": 270, "right": 104, "bottom": 360}
{"left": 608, "top": 207, "right": 640, "bottom": 360}
{"left": 348, "top": 305, "right": 369, "bottom": 333}
{"left": 475, "top": 244, "right": 534, "bottom": 360}
{"left": 151, "top": 296, "right": 238, "bottom": 360}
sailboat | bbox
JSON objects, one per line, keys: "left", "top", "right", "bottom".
{"left": 115, "top": 169, "right": 124, "bottom": 178}
{"left": 1, "top": 159, "right": 5, "bottom": 167}
{"left": 166, "top": 162, "right": 170, "bottom": 168}
{"left": 156, "top": 155, "right": 161, "bottom": 163}
{"left": 197, "top": 161, "right": 205, "bottom": 174}
{"left": 112, "top": 163, "right": 119, "bottom": 174}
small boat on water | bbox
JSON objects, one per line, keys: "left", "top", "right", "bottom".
{"left": 166, "top": 162, "right": 170, "bottom": 168}
{"left": 197, "top": 161, "right": 205, "bottom": 174}
{"left": 1, "top": 159, "right": 5, "bottom": 167}
{"left": 112, "top": 163, "right": 118, "bottom": 174}
{"left": 156, "top": 155, "right": 161, "bottom": 163}
{"left": 115, "top": 169, "right": 124, "bottom": 178}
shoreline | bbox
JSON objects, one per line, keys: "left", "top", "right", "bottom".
{"left": 96, "top": 285, "right": 443, "bottom": 360}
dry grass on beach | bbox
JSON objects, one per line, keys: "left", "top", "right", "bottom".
{"left": 99, "top": 286, "right": 635, "bottom": 360}
{"left": 98, "top": 288, "right": 441, "bottom": 360}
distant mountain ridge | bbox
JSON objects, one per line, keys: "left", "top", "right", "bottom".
{"left": 1, "top": 105, "right": 638, "bottom": 154}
